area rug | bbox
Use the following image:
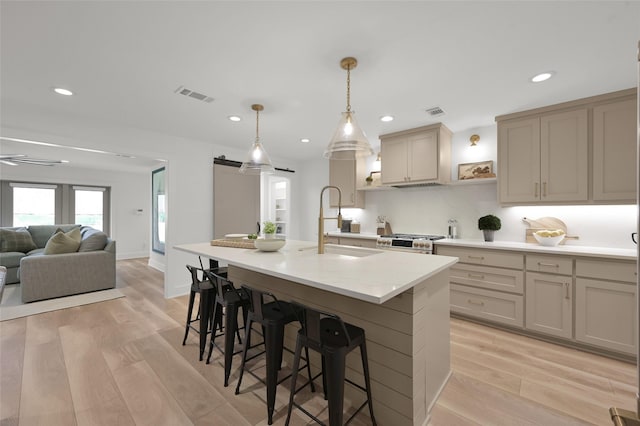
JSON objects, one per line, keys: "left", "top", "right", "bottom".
{"left": 0, "top": 285, "right": 125, "bottom": 321}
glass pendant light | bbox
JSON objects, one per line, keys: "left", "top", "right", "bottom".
{"left": 239, "top": 104, "right": 275, "bottom": 174}
{"left": 324, "top": 57, "right": 374, "bottom": 159}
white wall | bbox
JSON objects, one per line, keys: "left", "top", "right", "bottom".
{"left": 0, "top": 163, "right": 152, "bottom": 259}
{"left": 296, "top": 124, "right": 637, "bottom": 250}
{"left": 295, "top": 157, "right": 331, "bottom": 242}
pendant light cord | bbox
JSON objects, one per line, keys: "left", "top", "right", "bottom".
{"left": 346, "top": 64, "right": 351, "bottom": 112}
{"left": 255, "top": 108, "right": 260, "bottom": 142}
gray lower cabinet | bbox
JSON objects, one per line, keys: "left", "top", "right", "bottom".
{"left": 324, "top": 236, "right": 340, "bottom": 244}
{"left": 437, "top": 246, "right": 525, "bottom": 328}
{"left": 450, "top": 284, "right": 524, "bottom": 328}
{"left": 575, "top": 258, "right": 637, "bottom": 355}
{"left": 525, "top": 254, "right": 573, "bottom": 339}
{"left": 437, "top": 244, "right": 637, "bottom": 357}
{"left": 525, "top": 271, "right": 573, "bottom": 339}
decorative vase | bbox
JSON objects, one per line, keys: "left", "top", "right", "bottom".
{"left": 483, "top": 230, "right": 495, "bottom": 242}
{"left": 264, "top": 233, "right": 275, "bottom": 239}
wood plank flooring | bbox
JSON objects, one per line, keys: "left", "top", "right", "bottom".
{"left": 0, "top": 258, "right": 636, "bottom": 425}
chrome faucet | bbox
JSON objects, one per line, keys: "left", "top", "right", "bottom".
{"left": 318, "top": 185, "right": 343, "bottom": 254}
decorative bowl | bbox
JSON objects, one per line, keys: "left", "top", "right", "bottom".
{"left": 254, "top": 238, "right": 286, "bottom": 252}
{"left": 533, "top": 232, "right": 565, "bottom": 247}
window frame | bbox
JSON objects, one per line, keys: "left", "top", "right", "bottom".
{"left": 151, "top": 167, "right": 166, "bottom": 254}
{"left": 0, "top": 180, "right": 111, "bottom": 234}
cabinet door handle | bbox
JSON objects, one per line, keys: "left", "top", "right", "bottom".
{"left": 543, "top": 182, "right": 547, "bottom": 197}
{"left": 564, "top": 282, "right": 570, "bottom": 300}
{"left": 468, "top": 273, "right": 485, "bottom": 279}
{"left": 351, "top": 193, "right": 354, "bottom": 203}
{"left": 538, "top": 262, "right": 559, "bottom": 268}
{"left": 468, "top": 255, "right": 485, "bottom": 260}
{"left": 468, "top": 299, "right": 485, "bottom": 306}
{"left": 534, "top": 182, "right": 539, "bottom": 198}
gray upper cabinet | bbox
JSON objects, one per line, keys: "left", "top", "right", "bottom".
{"left": 329, "top": 151, "right": 366, "bottom": 208}
{"left": 497, "top": 88, "right": 637, "bottom": 205}
{"left": 380, "top": 123, "right": 452, "bottom": 186}
{"left": 498, "top": 109, "right": 588, "bottom": 204}
{"left": 592, "top": 97, "right": 637, "bottom": 202}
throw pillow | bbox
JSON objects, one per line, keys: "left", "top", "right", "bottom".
{"left": 43, "top": 228, "right": 82, "bottom": 255}
{"left": 0, "top": 228, "right": 37, "bottom": 253}
{"left": 78, "top": 230, "right": 108, "bottom": 252}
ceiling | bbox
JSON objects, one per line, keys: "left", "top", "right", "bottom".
{"left": 1, "top": 1, "right": 639, "bottom": 169}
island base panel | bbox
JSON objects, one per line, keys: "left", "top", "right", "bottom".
{"left": 229, "top": 265, "right": 451, "bottom": 426}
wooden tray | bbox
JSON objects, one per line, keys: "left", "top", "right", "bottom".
{"left": 210, "top": 239, "right": 256, "bottom": 249}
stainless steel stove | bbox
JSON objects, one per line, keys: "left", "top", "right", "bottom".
{"left": 376, "top": 234, "right": 445, "bottom": 254}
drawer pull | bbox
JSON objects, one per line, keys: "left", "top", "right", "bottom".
{"left": 564, "top": 282, "right": 570, "bottom": 300}
{"left": 538, "top": 262, "right": 559, "bottom": 268}
{"left": 468, "top": 273, "right": 485, "bottom": 279}
{"left": 468, "top": 298, "right": 485, "bottom": 306}
{"left": 468, "top": 255, "right": 485, "bottom": 260}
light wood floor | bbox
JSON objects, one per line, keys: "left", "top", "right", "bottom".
{"left": 0, "top": 258, "right": 636, "bottom": 425}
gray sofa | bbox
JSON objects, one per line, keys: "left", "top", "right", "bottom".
{"left": 0, "top": 224, "right": 116, "bottom": 302}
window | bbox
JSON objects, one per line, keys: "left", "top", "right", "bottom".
{"left": 74, "top": 186, "right": 105, "bottom": 231}
{"left": 152, "top": 167, "right": 166, "bottom": 254}
{"left": 11, "top": 183, "right": 57, "bottom": 226}
{"left": 0, "top": 180, "right": 110, "bottom": 234}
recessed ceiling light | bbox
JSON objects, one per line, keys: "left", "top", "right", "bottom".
{"left": 380, "top": 115, "right": 394, "bottom": 122}
{"left": 530, "top": 71, "right": 555, "bottom": 83}
{"left": 228, "top": 115, "right": 241, "bottom": 122}
{"left": 300, "top": 138, "right": 310, "bottom": 143}
{"left": 53, "top": 87, "right": 73, "bottom": 96}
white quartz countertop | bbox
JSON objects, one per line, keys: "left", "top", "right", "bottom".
{"left": 175, "top": 239, "right": 458, "bottom": 304}
{"left": 435, "top": 238, "right": 637, "bottom": 261}
{"left": 326, "top": 231, "right": 379, "bottom": 240}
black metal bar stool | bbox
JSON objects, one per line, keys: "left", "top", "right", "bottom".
{"left": 204, "top": 268, "right": 250, "bottom": 386}
{"left": 234, "top": 285, "right": 315, "bottom": 425}
{"left": 181, "top": 263, "right": 227, "bottom": 361}
{"left": 285, "top": 302, "right": 376, "bottom": 426}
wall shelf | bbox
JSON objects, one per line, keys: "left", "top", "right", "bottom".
{"left": 447, "top": 177, "right": 497, "bottom": 186}
{"left": 356, "top": 177, "right": 497, "bottom": 190}
{"left": 357, "top": 185, "right": 397, "bottom": 191}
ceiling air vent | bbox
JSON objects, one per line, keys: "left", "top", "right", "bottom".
{"left": 174, "top": 86, "right": 214, "bottom": 103}
{"left": 425, "top": 106, "right": 445, "bottom": 117}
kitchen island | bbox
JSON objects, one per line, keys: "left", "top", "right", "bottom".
{"left": 175, "top": 239, "right": 458, "bottom": 426}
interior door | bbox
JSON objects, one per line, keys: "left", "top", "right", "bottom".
{"left": 213, "top": 164, "right": 260, "bottom": 239}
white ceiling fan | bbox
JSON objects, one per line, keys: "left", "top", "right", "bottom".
{"left": 0, "top": 154, "right": 67, "bottom": 166}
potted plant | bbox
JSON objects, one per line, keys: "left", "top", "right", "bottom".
{"left": 478, "top": 214, "right": 501, "bottom": 242}
{"left": 263, "top": 221, "right": 277, "bottom": 238}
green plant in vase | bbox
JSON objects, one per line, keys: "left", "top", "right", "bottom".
{"left": 263, "top": 221, "right": 277, "bottom": 238}
{"left": 478, "top": 214, "right": 501, "bottom": 242}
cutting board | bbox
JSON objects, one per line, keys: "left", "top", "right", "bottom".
{"left": 523, "top": 217, "right": 579, "bottom": 244}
